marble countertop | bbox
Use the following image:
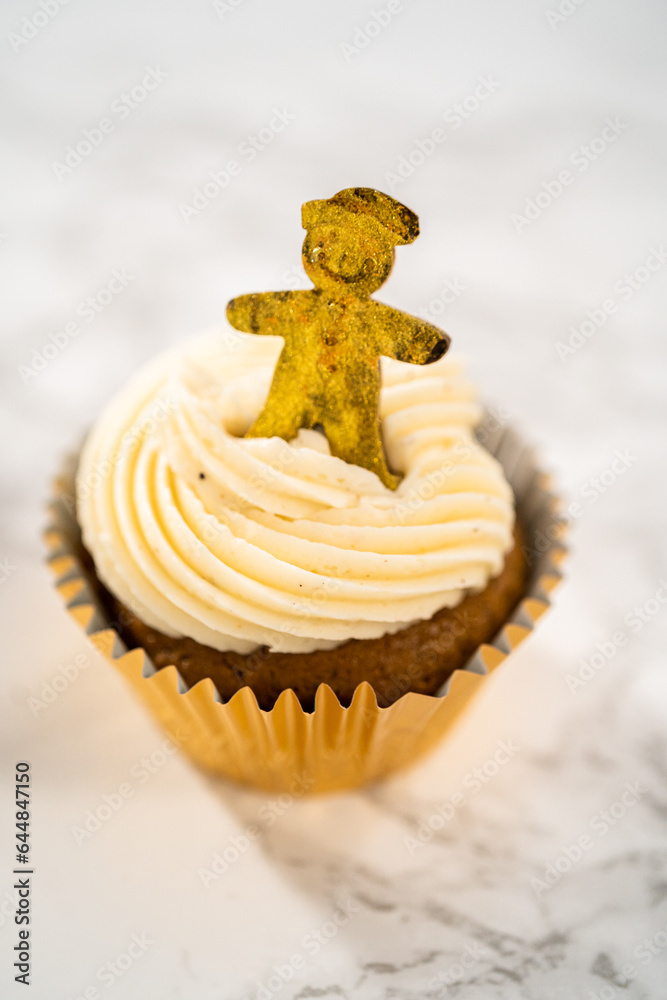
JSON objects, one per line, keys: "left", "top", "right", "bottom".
{"left": 1, "top": 1, "right": 667, "bottom": 997}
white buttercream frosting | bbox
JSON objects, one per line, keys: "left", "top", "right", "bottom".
{"left": 77, "top": 329, "right": 515, "bottom": 654}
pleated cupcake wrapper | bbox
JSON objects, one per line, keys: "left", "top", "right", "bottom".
{"left": 45, "top": 415, "right": 566, "bottom": 793}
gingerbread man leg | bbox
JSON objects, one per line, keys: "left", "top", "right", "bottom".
{"left": 323, "top": 407, "right": 400, "bottom": 491}
{"left": 246, "top": 364, "right": 310, "bottom": 441}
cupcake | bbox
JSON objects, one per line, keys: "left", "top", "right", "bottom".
{"left": 48, "top": 188, "right": 564, "bottom": 792}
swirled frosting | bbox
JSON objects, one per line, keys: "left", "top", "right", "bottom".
{"left": 77, "top": 329, "right": 515, "bottom": 654}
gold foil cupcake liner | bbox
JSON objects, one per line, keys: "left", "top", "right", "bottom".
{"left": 45, "top": 415, "right": 566, "bottom": 793}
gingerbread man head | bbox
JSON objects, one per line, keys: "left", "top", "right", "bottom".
{"left": 301, "top": 187, "right": 419, "bottom": 296}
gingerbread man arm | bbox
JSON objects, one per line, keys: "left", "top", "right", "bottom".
{"left": 226, "top": 291, "right": 301, "bottom": 336}
{"left": 369, "top": 300, "right": 450, "bottom": 365}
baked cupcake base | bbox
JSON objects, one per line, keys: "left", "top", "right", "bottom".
{"left": 104, "top": 522, "right": 528, "bottom": 711}
{"left": 48, "top": 416, "right": 565, "bottom": 793}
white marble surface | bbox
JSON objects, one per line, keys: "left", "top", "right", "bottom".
{"left": 1, "top": 1, "right": 667, "bottom": 997}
